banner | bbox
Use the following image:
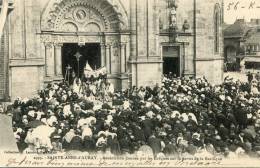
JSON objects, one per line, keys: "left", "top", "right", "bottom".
{"left": 84, "top": 62, "right": 107, "bottom": 79}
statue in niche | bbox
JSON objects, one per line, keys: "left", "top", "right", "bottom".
{"left": 169, "top": 0, "right": 178, "bottom": 30}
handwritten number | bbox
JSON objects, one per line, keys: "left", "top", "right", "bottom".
{"left": 227, "top": 1, "right": 258, "bottom": 10}
{"left": 234, "top": 1, "right": 240, "bottom": 10}
{"left": 227, "top": 2, "right": 234, "bottom": 11}
{"left": 249, "top": 1, "right": 256, "bottom": 9}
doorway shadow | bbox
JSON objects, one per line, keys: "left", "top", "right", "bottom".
{"left": 62, "top": 43, "right": 101, "bottom": 80}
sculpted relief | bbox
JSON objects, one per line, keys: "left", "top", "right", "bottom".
{"left": 57, "top": 5, "right": 105, "bottom": 32}
{"left": 41, "top": 0, "right": 129, "bottom": 32}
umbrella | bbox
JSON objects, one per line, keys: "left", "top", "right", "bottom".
{"left": 27, "top": 120, "right": 46, "bottom": 128}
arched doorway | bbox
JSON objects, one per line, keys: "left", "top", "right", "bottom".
{"left": 40, "top": 0, "right": 130, "bottom": 89}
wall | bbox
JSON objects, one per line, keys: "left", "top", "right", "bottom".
{"left": 129, "top": 0, "right": 162, "bottom": 87}
{"left": 11, "top": 66, "right": 44, "bottom": 99}
{"left": 195, "top": 0, "right": 224, "bottom": 84}
{"left": 9, "top": 0, "right": 45, "bottom": 100}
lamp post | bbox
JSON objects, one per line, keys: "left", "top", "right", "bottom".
{"left": 74, "top": 51, "right": 82, "bottom": 78}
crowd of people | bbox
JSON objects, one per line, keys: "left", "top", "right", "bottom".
{"left": 5, "top": 72, "right": 260, "bottom": 158}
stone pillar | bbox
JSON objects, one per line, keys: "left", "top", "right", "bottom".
{"left": 183, "top": 42, "right": 190, "bottom": 75}
{"left": 44, "top": 43, "right": 55, "bottom": 77}
{"left": 105, "top": 44, "right": 111, "bottom": 73}
{"left": 101, "top": 43, "right": 106, "bottom": 67}
{"left": 120, "top": 43, "right": 126, "bottom": 73}
{"left": 130, "top": 0, "right": 137, "bottom": 60}
{"left": 54, "top": 43, "right": 63, "bottom": 77}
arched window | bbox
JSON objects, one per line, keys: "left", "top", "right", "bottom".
{"left": 214, "top": 4, "right": 221, "bottom": 53}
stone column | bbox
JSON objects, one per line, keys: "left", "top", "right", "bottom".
{"left": 120, "top": 43, "right": 126, "bottom": 73}
{"left": 100, "top": 43, "right": 106, "bottom": 67}
{"left": 45, "top": 43, "right": 55, "bottom": 77}
{"left": 130, "top": 0, "right": 137, "bottom": 60}
{"left": 54, "top": 43, "right": 63, "bottom": 77}
{"left": 105, "top": 44, "right": 111, "bottom": 73}
{"left": 183, "top": 42, "right": 190, "bottom": 75}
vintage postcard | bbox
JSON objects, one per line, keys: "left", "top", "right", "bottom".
{"left": 1, "top": 0, "right": 260, "bottom": 167}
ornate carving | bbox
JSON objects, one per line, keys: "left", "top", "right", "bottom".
{"left": 54, "top": 43, "right": 63, "bottom": 48}
{"left": 56, "top": 5, "right": 105, "bottom": 32}
{"left": 105, "top": 44, "right": 111, "bottom": 49}
{"left": 62, "top": 36, "right": 78, "bottom": 43}
{"left": 41, "top": 35, "right": 52, "bottom": 43}
{"left": 121, "top": 35, "right": 129, "bottom": 43}
{"left": 41, "top": 34, "right": 102, "bottom": 44}
{"left": 41, "top": 0, "right": 129, "bottom": 32}
{"left": 85, "top": 36, "right": 100, "bottom": 43}
{"left": 44, "top": 42, "right": 53, "bottom": 49}
{"left": 75, "top": 9, "right": 87, "bottom": 21}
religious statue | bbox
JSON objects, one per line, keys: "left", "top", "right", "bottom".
{"left": 169, "top": 0, "right": 178, "bottom": 29}
{"left": 182, "top": 20, "right": 190, "bottom": 32}
{"left": 170, "top": 8, "right": 177, "bottom": 27}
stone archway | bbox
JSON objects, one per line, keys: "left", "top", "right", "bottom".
{"left": 41, "top": 0, "right": 129, "bottom": 32}
{"left": 40, "top": 0, "right": 130, "bottom": 90}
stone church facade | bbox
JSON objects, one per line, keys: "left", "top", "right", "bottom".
{"left": 0, "top": 0, "right": 224, "bottom": 100}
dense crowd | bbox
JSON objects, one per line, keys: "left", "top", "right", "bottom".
{"left": 6, "top": 73, "right": 260, "bottom": 158}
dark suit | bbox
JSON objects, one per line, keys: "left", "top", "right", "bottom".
{"left": 148, "top": 136, "right": 161, "bottom": 156}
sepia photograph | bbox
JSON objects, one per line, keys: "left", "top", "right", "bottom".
{"left": 1, "top": 0, "right": 260, "bottom": 167}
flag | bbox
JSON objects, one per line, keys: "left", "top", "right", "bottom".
{"left": 84, "top": 61, "right": 93, "bottom": 72}
{"left": 84, "top": 61, "right": 94, "bottom": 78}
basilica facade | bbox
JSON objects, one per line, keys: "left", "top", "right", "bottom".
{"left": 0, "top": 0, "right": 224, "bottom": 100}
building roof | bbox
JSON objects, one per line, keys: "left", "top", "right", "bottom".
{"left": 224, "top": 19, "right": 250, "bottom": 38}
{"left": 245, "top": 29, "right": 260, "bottom": 44}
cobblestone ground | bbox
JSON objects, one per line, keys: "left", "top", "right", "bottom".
{"left": 224, "top": 72, "right": 248, "bottom": 82}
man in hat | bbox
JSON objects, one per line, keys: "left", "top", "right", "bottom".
{"left": 118, "top": 133, "right": 133, "bottom": 154}
{"left": 69, "top": 135, "right": 83, "bottom": 151}
{"left": 107, "top": 133, "right": 121, "bottom": 155}
{"left": 247, "top": 71, "right": 253, "bottom": 83}
{"left": 147, "top": 134, "right": 162, "bottom": 157}
{"left": 82, "top": 135, "right": 96, "bottom": 153}
{"left": 235, "top": 103, "right": 248, "bottom": 129}
{"left": 255, "top": 72, "right": 260, "bottom": 82}
{"left": 131, "top": 122, "right": 146, "bottom": 142}
{"left": 163, "top": 139, "right": 177, "bottom": 156}
{"left": 141, "top": 116, "right": 154, "bottom": 141}
{"left": 218, "top": 124, "right": 229, "bottom": 141}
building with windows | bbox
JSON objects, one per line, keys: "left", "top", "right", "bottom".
{"left": 0, "top": 0, "right": 224, "bottom": 100}
{"left": 224, "top": 19, "right": 260, "bottom": 71}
